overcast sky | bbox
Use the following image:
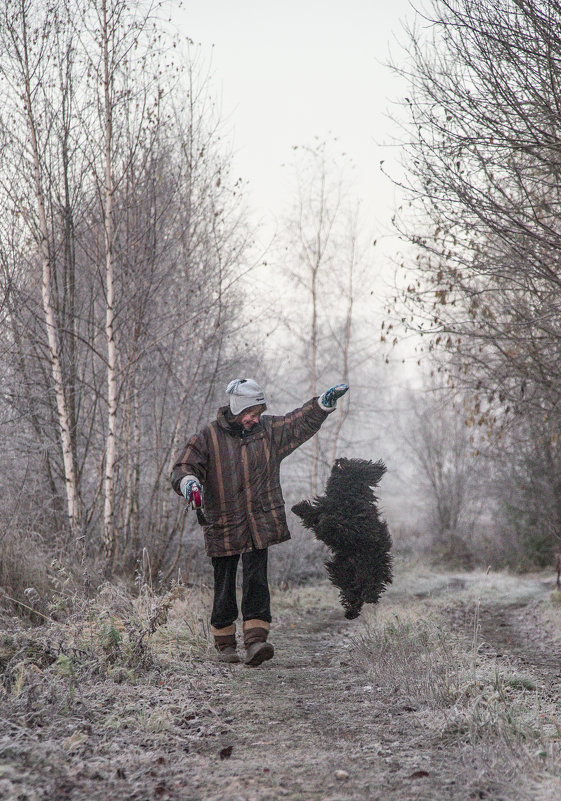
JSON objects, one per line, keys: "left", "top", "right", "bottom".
{"left": 172, "top": 1, "right": 423, "bottom": 399}
{"left": 175, "top": 0, "right": 414, "bottom": 250}
{"left": 172, "top": 2, "right": 421, "bottom": 512}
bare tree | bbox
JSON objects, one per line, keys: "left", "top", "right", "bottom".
{"left": 72, "top": 0, "right": 167, "bottom": 566}
{"left": 487, "top": 412, "right": 561, "bottom": 567}
{"left": 391, "top": 0, "right": 561, "bottom": 425}
{"left": 401, "top": 381, "right": 485, "bottom": 565}
{"left": 0, "top": 1, "right": 256, "bottom": 579}
{"left": 0, "top": 0, "right": 82, "bottom": 534}
{"left": 278, "top": 141, "right": 377, "bottom": 495}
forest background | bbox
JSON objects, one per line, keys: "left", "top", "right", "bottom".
{"left": 1, "top": 0, "right": 561, "bottom": 618}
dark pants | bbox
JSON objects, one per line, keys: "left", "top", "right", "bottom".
{"left": 210, "top": 547, "right": 271, "bottom": 629}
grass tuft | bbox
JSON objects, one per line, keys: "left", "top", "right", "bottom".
{"left": 352, "top": 606, "right": 466, "bottom": 706}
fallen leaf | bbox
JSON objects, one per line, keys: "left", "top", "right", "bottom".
{"left": 220, "top": 745, "right": 234, "bottom": 760}
{"left": 408, "top": 770, "right": 430, "bottom": 779}
{"left": 62, "top": 731, "right": 88, "bottom": 751}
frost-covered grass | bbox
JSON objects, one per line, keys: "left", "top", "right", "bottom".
{"left": 386, "top": 563, "right": 554, "bottom": 604}
{"left": 352, "top": 572, "right": 561, "bottom": 801}
{"left": 2, "top": 565, "right": 561, "bottom": 801}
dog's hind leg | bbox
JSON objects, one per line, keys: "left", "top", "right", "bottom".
{"left": 326, "top": 557, "right": 364, "bottom": 619}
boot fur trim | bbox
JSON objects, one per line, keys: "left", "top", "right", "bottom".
{"left": 213, "top": 632, "right": 240, "bottom": 663}
{"left": 243, "top": 626, "right": 269, "bottom": 647}
{"left": 214, "top": 633, "right": 237, "bottom": 650}
{"left": 211, "top": 623, "right": 236, "bottom": 636}
{"left": 242, "top": 619, "right": 270, "bottom": 632}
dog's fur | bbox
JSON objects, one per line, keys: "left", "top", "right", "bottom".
{"left": 292, "top": 458, "right": 393, "bottom": 619}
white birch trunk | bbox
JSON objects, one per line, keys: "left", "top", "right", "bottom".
{"left": 102, "top": 0, "right": 117, "bottom": 565}
{"left": 21, "top": 12, "right": 80, "bottom": 533}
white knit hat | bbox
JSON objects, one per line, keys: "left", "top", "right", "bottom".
{"left": 226, "top": 378, "right": 266, "bottom": 415}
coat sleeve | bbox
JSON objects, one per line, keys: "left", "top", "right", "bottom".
{"left": 270, "top": 397, "right": 330, "bottom": 461}
{"left": 170, "top": 430, "right": 209, "bottom": 495}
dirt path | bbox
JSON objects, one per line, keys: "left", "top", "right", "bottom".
{"left": 172, "top": 602, "right": 448, "bottom": 801}
{"left": 2, "top": 571, "right": 561, "bottom": 801}
{"left": 187, "top": 574, "right": 560, "bottom": 801}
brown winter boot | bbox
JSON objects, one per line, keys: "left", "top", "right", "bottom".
{"left": 212, "top": 624, "right": 240, "bottom": 664}
{"left": 243, "top": 620, "right": 274, "bottom": 667}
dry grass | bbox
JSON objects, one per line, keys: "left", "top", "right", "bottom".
{"left": 0, "top": 574, "right": 209, "bottom": 698}
{"left": 2, "top": 565, "right": 561, "bottom": 800}
{"left": 351, "top": 603, "right": 467, "bottom": 706}
{"left": 350, "top": 576, "right": 561, "bottom": 800}
{"left": 0, "top": 528, "right": 53, "bottom": 618}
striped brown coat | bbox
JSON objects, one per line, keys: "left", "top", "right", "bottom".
{"left": 171, "top": 398, "right": 330, "bottom": 557}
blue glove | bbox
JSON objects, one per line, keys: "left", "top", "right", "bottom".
{"left": 319, "top": 384, "right": 349, "bottom": 409}
{"left": 181, "top": 477, "right": 203, "bottom": 509}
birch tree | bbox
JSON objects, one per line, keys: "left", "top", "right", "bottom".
{"left": 282, "top": 142, "right": 342, "bottom": 495}
{"left": 0, "top": 0, "right": 81, "bottom": 533}
{"left": 73, "top": 0, "right": 169, "bottom": 566}
{"left": 0, "top": 0, "right": 255, "bottom": 578}
{"left": 100, "top": 0, "right": 119, "bottom": 565}
{"left": 401, "top": 382, "right": 485, "bottom": 565}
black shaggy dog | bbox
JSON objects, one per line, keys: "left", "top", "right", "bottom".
{"left": 292, "top": 458, "right": 393, "bottom": 619}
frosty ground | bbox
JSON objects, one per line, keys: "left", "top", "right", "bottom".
{"left": 2, "top": 564, "right": 561, "bottom": 801}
